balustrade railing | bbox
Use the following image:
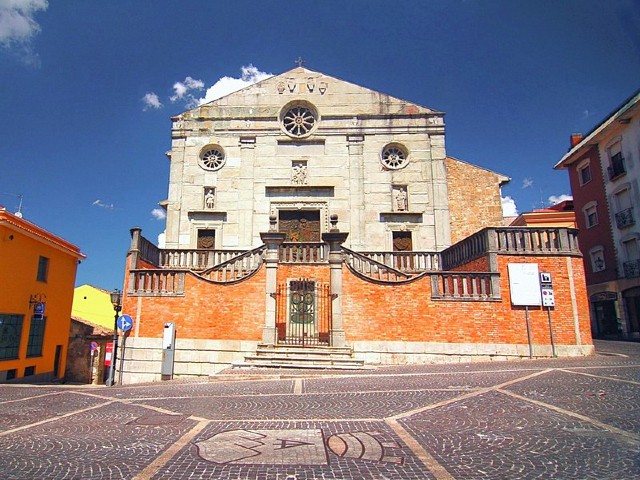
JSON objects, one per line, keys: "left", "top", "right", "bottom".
{"left": 279, "top": 242, "right": 327, "bottom": 263}
{"left": 193, "top": 245, "right": 265, "bottom": 283}
{"left": 356, "top": 251, "right": 440, "bottom": 272}
{"left": 442, "top": 227, "right": 581, "bottom": 270}
{"left": 158, "top": 249, "right": 250, "bottom": 270}
{"left": 495, "top": 227, "right": 579, "bottom": 254}
{"left": 129, "top": 270, "right": 185, "bottom": 295}
{"left": 343, "top": 248, "right": 413, "bottom": 283}
{"left": 431, "top": 272, "right": 500, "bottom": 300}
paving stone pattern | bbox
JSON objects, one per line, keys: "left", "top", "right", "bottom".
{"left": 0, "top": 340, "right": 638, "bottom": 479}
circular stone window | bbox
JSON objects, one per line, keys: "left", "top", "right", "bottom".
{"left": 281, "top": 103, "right": 318, "bottom": 138}
{"left": 199, "top": 146, "right": 226, "bottom": 171}
{"left": 381, "top": 144, "right": 409, "bottom": 169}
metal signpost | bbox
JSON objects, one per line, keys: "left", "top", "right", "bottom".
{"left": 540, "top": 272, "right": 557, "bottom": 357}
{"left": 116, "top": 315, "right": 133, "bottom": 385}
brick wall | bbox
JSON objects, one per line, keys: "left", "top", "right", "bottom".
{"left": 446, "top": 157, "right": 506, "bottom": 243}
{"left": 342, "top": 255, "right": 592, "bottom": 347}
{"left": 123, "top": 268, "right": 266, "bottom": 341}
{"left": 122, "top": 252, "right": 591, "bottom": 351}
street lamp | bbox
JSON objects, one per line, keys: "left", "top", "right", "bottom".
{"left": 107, "top": 289, "right": 122, "bottom": 386}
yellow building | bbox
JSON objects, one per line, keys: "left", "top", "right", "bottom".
{"left": 0, "top": 206, "right": 85, "bottom": 382}
{"left": 72, "top": 285, "right": 116, "bottom": 329}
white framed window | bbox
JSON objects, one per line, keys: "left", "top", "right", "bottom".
{"left": 606, "top": 137, "right": 625, "bottom": 179}
{"left": 577, "top": 159, "right": 592, "bottom": 186}
{"left": 583, "top": 201, "right": 598, "bottom": 228}
{"left": 613, "top": 185, "right": 634, "bottom": 229}
{"left": 589, "top": 246, "right": 605, "bottom": 273}
{"left": 622, "top": 235, "right": 640, "bottom": 261}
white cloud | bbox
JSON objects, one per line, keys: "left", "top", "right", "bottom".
{"left": 521, "top": 177, "right": 534, "bottom": 189}
{"left": 170, "top": 76, "right": 204, "bottom": 107}
{"left": 142, "top": 92, "right": 163, "bottom": 110}
{"left": 0, "top": 0, "right": 48, "bottom": 65}
{"left": 548, "top": 194, "right": 572, "bottom": 205}
{"left": 92, "top": 199, "right": 114, "bottom": 209}
{"left": 151, "top": 208, "right": 166, "bottom": 220}
{"left": 501, "top": 196, "right": 518, "bottom": 217}
{"left": 157, "top": 230, "right": 165, "bottom": 248}
{"left": 197, "top": 64, "right": 273, "bottom": 105}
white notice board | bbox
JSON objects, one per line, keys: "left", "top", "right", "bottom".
{"left": 508, "top": 263, "right": 542, "bottom": 306}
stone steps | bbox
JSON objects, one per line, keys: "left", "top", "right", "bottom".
{"left": 236, "top": 344, "right": 367, "bottom": 370}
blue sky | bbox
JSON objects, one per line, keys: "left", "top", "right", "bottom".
{"left": 1, "top": 0, "right": 639, "bottom": 291}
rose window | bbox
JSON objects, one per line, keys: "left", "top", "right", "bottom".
{"left": 282, "top": 105, "right": 317, "bottom": 137}
{"left": 200, "top": 147, "right": 225, "bottom": 171}
{"left": 381, "top": 144, "right": 408, "bottom": 169}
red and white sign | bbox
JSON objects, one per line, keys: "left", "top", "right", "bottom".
{"left": 104, "top": 342, "right": 114, "bottom": 366}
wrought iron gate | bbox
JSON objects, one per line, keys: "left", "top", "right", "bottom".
{"left": 276, "top": 279, "right": 331, "bottom": 346}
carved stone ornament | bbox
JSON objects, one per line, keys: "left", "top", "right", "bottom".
{"left": 291, "top": 162, "right": 308, "bottom": 185}
{"left": 318, "top": 81, "right": 328, "bottom": 94}
{"left": 287, "top": 78, "right": 296, "bottom": 92}
{"left": 307, "top": 77, "right": 315, "bottom": 92}
{"left": 277, "top": 82, "right": 285, "bottom": 94}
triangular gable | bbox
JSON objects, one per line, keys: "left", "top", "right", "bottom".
{"left": 180, "top": 67, "right": 443, "bottom": 120}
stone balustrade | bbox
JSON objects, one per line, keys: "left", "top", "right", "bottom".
{"left": 442, "top": 227, "right": 581, "bottom": 270}
{"left": 343, "top": 247, "right": 414, "bottom": 283}
{"left": 431, "top": 272, "right": 500, "bottom": 300}
{"left": 279, "top": 242, "right": 327, "bottom": 263}
{"left": 356, "top": 251, "right": 440, "bottom": 273}
{"left": 129, "top": 270, "right": 185, "bottom": 295}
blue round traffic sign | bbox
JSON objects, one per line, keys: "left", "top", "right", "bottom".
{"left": 117, "top": 314, "right": 134, "bottom": 332}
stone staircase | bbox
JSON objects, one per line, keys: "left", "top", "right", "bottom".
{"left": 236, "top": 345, "right": 367, "bottom": 370}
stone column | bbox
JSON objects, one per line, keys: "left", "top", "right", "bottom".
{"left": 260, "top": 215, "right": 286, "bottom": 345}
{"left": 322, "top": 214, "right": 349, "bottom": 347}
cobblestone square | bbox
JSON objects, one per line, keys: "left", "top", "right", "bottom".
{"left": 0, "top": 340, "right": 638, "bottom": 479}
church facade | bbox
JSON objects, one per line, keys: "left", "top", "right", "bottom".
{"left": 119, "top": 68, "right": 592, "bottom": 384}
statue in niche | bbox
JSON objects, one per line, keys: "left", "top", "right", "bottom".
{"left": 394, "top": 186, "right": 408, "bottom": 211}
{"left": 204, "top": 188, "right": 215, "bottom": 209}
{"left": 291, "top": 163, "right": 308, "bottom": 185}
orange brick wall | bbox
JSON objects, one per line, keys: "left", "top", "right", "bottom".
{"left": 342, "top": 255, "right": 592, "bottom": 346}
{"left": 449, "top": 256, "right": 490, "bottom": 272}
{"left": 277, "top": 264, "right": 331, "bottom": 284}
{"left": 122, "top": 253, "right": 591, "bottom": 348}
{"left": 123, "top": 268, "right": 266, "bottom": 341}
{"left": 446, "top": 157, "right": 506, "bottom": 243}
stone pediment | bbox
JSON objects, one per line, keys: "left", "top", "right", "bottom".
{"left": 177, "top": 67, "right": 443, "bottom": 122}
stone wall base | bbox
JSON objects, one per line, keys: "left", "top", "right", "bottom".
{"left": 117, "top": 337, "right": 595, "bottom": 384}
{"left": 352, "top": 340, "right": 595, "bottom": 365}
{"left": 118, "top": 337, "right": 258, "bottom": 385}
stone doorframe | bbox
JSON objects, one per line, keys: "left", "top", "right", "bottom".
{"left": 260, "top": 214, "right": 348, "bottom": 348}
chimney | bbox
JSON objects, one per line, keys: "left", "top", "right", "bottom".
{"left": 570, "top": 133, "right": 583, "bottom": 147}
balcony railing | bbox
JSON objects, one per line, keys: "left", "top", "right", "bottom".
{"left": 279, "top": 242, "right": 327, "bottom": 263}
{"left": 623, "top": 259, "right": 640, "bottom": 278}
{"left": 615, "top": 207, "right": 635, "bottom": 229}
